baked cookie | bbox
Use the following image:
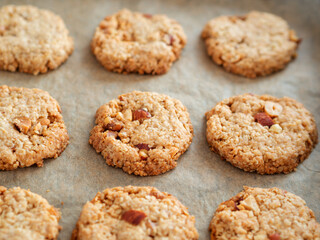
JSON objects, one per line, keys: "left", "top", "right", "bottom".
{"left": 209, "top": 186, "right": 320, "bottom": 240}
{"left": 0, "top": 186, "right": 61, "bottom": 240}
{"left": 0, "top": 5, "right": 73, "bottom": 75}
{"left": 91, "top": 9, "right": 187, "bottom": 74}
{"left": 0, "top": 85, "right": 69, "bottom": 170}
{"left": 71, "top": 186, "right": 198, "bottom": 240}
{"left": 89, "top": 91, "right": 193, "bottom": 176}
{"left": 205, "top": 93, "right": 318, "bottom": 174}
{"left": 201, "top": 11, "right": 300, "bottom": 78}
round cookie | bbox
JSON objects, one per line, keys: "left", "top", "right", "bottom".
{"left": 201, "top": 11, "right": 300, "bottom": 78}
{"left": 71, "top": 186, "right": 198, "bottom": 240}
{"left": 0, "top": 186, "right": 61, "bottom": 240}
{"left": 91, "top": 9, "right": 187, "bottom": 75}
{"left": 0, "top": 85, "right": 69, "bottom": 170}
{"left": 209, "top": 186, "right": 320, "bottom": 239}
{"left": 0, "top": 5, "right": 74, "bottom": 75}
{"left": 89, "top": 91, "right": 193, "bottom": 176}
{"left": 205, "top": 93, "right": 318, "bottom": 174}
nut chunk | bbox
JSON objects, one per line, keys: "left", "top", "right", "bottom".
{"left": 254, "top": 112, "right": 274, "bottom": 127}
{"left": 121, "top": 210, "right": 147, "bottom": 225}
{"left": 135, "top": 143, "right": 151, "bottom": 150}
{"left": 106, "top": 121, "right": 123, "bottom": 131}
{"left": 14, "top": 117, "right": 31, "bottom": 134}
{"left": 133, "top": 108, "right": 151, "bottom": 121}
{"left": 269, "top": 233, "right": 281, "bottom": 240}
{"left": 265, "top": 101, "right": 283, "bottom": 117}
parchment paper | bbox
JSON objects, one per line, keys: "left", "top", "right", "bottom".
{"left": 1, "top": 0, "right": 319, "bottom": 239}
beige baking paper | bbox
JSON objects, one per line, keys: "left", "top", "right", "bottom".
{"left": 1, "top": 0, "right": 319, "bottom": 239}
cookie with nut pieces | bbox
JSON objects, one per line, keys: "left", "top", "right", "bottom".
{"left": 201, "top": 11, "right": 300, "bottom": 78}
{"left": 91, "top": 9, "right": 187, "bottom": 74}
{"left": 0, "top": 5, "right": 73, "bottom": 75}
{"left": 0, "top": 85, "right": 69, "bottom": 170}
{"left": 71, "top": 186, "right": 198, "bottom": 240}
{"left": 205, "top": 93, "right": 318, "bottom": 174}
{"left": 0, "top": 186, "right": 61, "bottom": 240}
{"left": 209, "top": 186, "right": 320, "bottom": 239}
{"left": 89, "top": 91, "right": 193, "bottom": 176}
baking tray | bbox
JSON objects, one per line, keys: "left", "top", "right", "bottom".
{"left": 1, "top": 0, "right": 319, "bottom": 239}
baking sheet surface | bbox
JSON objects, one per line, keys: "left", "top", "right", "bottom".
{"left": 1, "top": 0, "right": 319, "bottom": 239}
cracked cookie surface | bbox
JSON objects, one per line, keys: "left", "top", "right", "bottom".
{"left": 0, "top": 186, "right": 61, "bottom": 240}
{"left": 0, "top": 85, "right": 69, "bottom": 170}
{"left": 205, "top": 94, "right": 318, "bottom": 174}
{"left": 89, "top": 91, "right": 193, "bottom": 176}
{"left": 209, "top": 186, "right": 320, "bottom": 240}
{"left": 201, "top": 11, "right": 300, "bottom": 78}
{"left": 71, "top": 186, "right": 198, "bottom": 240}
{"left": 91, "top": 9, "right": 187, "bottom": 74}
{"left": 0, "top": 5, "right": 73, "bottom": 75}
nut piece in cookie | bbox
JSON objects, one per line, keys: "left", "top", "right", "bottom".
{"left": 0, "top": 5, "right": 74, "bottom": 75}
{"left": 133, "top": 108, "right": 152, "bottom": 121}
{"left": 89, "top": 91, "right": 193, "bottom": 176}
{"left": 0, "top": 186, "right": 61, "bottom": 239}
{"left": 202, "top": 11, "right": 300, "bottom": 78}
{"left": 71, "top": 186, "right": 198, "bottom": 240}
{"left": 13, "top": 117, "right": 32, "bottom": 134}
{"left": 0, "top": 85, "right": 69, "bottom": 170}
{"left": 121, "top": 210, "right": 147, "bottom": 225}
{"left": 205, "top": 93, "right": 318, "bottom": 174}
{"left": 254, "top": 112, "right": 274, "bottom": 127}
{"left": 209, "top": 187, "right": 320, "bottom": 240}
{"left": 91, "top": 9, "right": 187, "bottom": 75}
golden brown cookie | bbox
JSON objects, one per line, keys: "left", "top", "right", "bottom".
{"left": 89, "top": 91, "right": 193, "bottom": 176}
{"left": 0, "top": 5, "right": 74, "bottom": 75}
{"left": 210, "top": 186, "right": 320, "bottom": 240}
{"left": 0, "top": 85, "right": 69, "bottom": 170}
{"left": 205, "top": 93, "right": 318, "bottom": 174}
{"left": 71, "top": 186, "right": 198, "bottom": 240}
{"left": 0, "top": 186, "right": 61, "bottom": 240}
{"left": 91, "top": 9, "right": 187, "bottom": 74}
{"left": 202, "top": 11, "right": 300, "bottom": 78}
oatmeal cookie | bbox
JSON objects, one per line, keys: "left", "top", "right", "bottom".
{"left": 71, "top": 186, "right": 198, "bottom": 240}
{"left": 210, "top": 186, "right": 320, "bottom": 240}
{"left": 89, "top": 91, "right": 193, "bottom": 176}
{"left": 91, "top": 9, "right": 187, "bottom": 74}
{"left": 0, "top": 5, "right": 74, "bottom": 75}
{"left": 0, "top": 85, "right": 69, "bottom": 170}
{"left": 202, "top": 11, "right": 300, "bottom": 78}
{"left": 0, "top": 186, "right": 61, "bottom": 240}
{"left": 205, "top": 93, "right": 318, "bottom": 174}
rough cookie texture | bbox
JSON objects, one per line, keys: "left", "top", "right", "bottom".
{"left": 209, "top": 186, "right": 320, "bottom": 240}
{"left": 0, "top": 186, "right": 61, "bottom": 240}
{"left": 205, "top": 94, "right": 318, "bottom": 174}
{"left": 89, "top": 91, "right": 193, "bottom": 176}
{"left": 0, "top": 85, "right": 69, "bottom": 170}
{"left": 91, "top": 9, "right": 187, "bottom": 74}
{"left": 0, "top": 5, "right": 74, "bottom": 75}
{"left": 201, "top": 11, "right": 300, "bottom": 78}
{"left": 71, "top": 186, "right": 198, "bottom": 240}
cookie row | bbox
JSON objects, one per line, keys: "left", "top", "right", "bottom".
{"left": 0, "top": 5, "right": 300, "bottom": 78}
{"left": 1, "top": 185, "right": 319, "bottom": 239}
{"left": 1, "top": 86, "right": 317, "bottom": 175}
